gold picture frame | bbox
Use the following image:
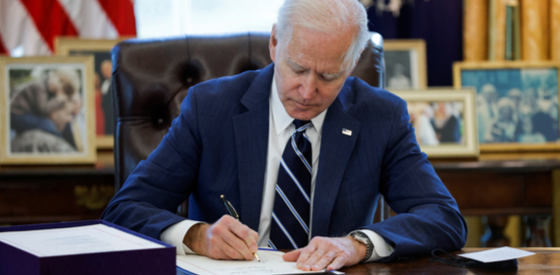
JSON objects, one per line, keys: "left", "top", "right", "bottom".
{"left": 392, "top": 88, "right": 478, "bottom": 158}
{"left": 0, "top": 56, "right": 97, "bottom": 164}
{"left": 55, "top": 37, "right": 129, "bottom": 149}
{"left": 454, "top": 61, "right": 560, "bottom": 152}
{"left": 384, "top": 39, "right": 427, "bottom": 89}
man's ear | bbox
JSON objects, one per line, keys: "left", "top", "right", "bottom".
{"left": 269, "top": 24, "right": 278, "bottom": 62}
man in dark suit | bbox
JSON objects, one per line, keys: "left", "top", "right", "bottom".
{"left": 102, "top": 0, "right": 467, "bottom": 271}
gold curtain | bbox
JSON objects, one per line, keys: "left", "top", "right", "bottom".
{"left": 463, "top": 0, "right": 488, "bottom": 61}
{"left": 463, "top": 0, "right": 557, "bottom": 62}
{"left": 552, "top": 0, "right": 560, "bottom": 61}
{"left": 520, "top": 0, "right": 549, "bottom": 60}
{"left": 489, "top": 0, "right": 507, "bottom": 60}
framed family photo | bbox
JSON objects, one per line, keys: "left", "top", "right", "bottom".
{"left": 55, "top": 37, "right": 126, "bottom": 149}
{"left": 454, "top": 61, "right": 560, "bottom": 152}
{"left": 384, "top": 39, "right": 427, "bottom": 89}
{"left": 392, "top": 88, "right": 478, "bottom": 158}
{"left": 0, "top": 56, "right": 96, "bottom": 164}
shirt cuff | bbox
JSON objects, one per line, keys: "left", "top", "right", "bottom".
{"left": 160, "top": 220, "right": 203, "bottom": 255}
{"left": 359, "top": 229, "right": 394, "bottom": 262}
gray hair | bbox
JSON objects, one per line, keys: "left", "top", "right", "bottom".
{"left": 275, "top": 0, "right": 370, "bottom": 69}
{"left": 49, "top": 67, "right": 81, "bottom": 96}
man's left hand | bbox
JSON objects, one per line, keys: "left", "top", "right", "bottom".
{"left": 282, "top": 236, "right": 366, "bottom": 271}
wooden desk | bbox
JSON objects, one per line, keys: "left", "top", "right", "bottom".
{"left": 433, "top": 159, "right": 560, "bottom": 246}
{"left": 336, "top": 248, "right": 560, "bottom": 275}
{"left": 2, "top": 152, "right": 559, "bottom": 246}
{"left": 0, "top": 150, "right": 115, "bottom": 225}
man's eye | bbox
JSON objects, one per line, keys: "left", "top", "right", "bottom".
{"left": 322, "top": 75, "right": 336, "bottom": 81}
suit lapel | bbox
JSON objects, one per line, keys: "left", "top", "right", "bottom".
{"left": 312, "top": 83, "right": 361, "bottom": 237}
{"left": 233, "top": 65, "right": 274, "bottom": 231}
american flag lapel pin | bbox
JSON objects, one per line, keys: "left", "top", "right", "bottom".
{"left": 342, "top": 128, "right": 352, "bottom": 136}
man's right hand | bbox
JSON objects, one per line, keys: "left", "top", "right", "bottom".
{"left": 183, "top": 215, "right": 259, "bottom": 260}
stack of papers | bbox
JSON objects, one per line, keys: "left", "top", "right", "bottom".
{"left": 0, "top": 224, "right": 165, "bottom": 257}
{"left": 177, "top": 249, "right": 343, "bottom": 275}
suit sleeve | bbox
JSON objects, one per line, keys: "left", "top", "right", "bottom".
{"left": 101, "top": 87, "right": 202, "bottom": 240}
{"left": 362, "top": 98, "right": 468, "bottom": 262}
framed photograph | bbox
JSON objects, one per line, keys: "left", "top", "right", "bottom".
{"left": 55, "top": 37, "right": 126, "bottom": 149}
{"left": 384, "top": 39, "right": 427, "bottom": 89}
{"left": 392, "top": 88, "right": 478, "bottom": 158}
{"left": 0, "top": 56, "right": 96, "bottom": 164}
{"left": 454, "top": 61, "right": 560, "bottom": 152}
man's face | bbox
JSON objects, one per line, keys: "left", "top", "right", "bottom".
{"left": 269, "top": 25, "right": 356, "bottom": 121}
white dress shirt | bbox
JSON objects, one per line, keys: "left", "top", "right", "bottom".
{"left": 161, "top": 75, "right": 394, "bottom": 261}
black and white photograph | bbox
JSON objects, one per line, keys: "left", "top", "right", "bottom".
{"left": 455, "top": 62, "right": 560, "bottom": 151}
{"left": 0, "top": 56, "right": 96, "bottom": 164}
{"left": 384, "top": 39, "right": 427, "bottom": 89}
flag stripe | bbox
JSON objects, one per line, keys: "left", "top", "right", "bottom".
{"left": 0, "top": 0, "right": 135, "bottom": 56}
{"left": 58, "top": 0, "right": 118, "bottom": 38}
{"left": 0, "top": 31, "right": 7, "bottom": 54}
{"left": 20, "top": 0, "right": 79, "bottom": 52}
{"left": 96, "top": 0, "right": 137, "bottom": 35}
{"left": 0, "top": 0, "right": 51, "bottom": 55}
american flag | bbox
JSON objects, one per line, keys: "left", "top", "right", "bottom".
{"left": 0, "top": 0, "right": 136, "bottom": 56}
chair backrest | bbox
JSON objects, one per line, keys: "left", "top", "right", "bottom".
{"left": 111, "top": 32, "right": 385, "bottom": 191}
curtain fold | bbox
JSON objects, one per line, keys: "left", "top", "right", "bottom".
{"left": 520, "top": 0, "right": 549, "bottom": 60}
{"left": 463, "top": 0, "right": 488, "bottom": 61}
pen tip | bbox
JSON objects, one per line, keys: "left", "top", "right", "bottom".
{"left": 220, "top": 194, "right": 224, "bottom": 198}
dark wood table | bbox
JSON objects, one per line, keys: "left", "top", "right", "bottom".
{"left": 2, "top": 151, "right": 560, "bottom": 246}
{"left": 174, "top": 248, "right": 560, "bottom": 274}
{"left": 336, "top": 248, "right": 560, "bottom": 275}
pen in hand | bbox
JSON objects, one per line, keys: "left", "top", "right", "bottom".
{"left": 220, "top": 194, "right": 261, "bottom": 262}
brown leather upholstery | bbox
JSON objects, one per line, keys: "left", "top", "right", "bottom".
{"left": 112, "top": 32, "right": 385, "bottom": 190}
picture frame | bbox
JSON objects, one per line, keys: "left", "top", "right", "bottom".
{"left": 55, "top": 37, "right": 127, "bottom": 149}
{"left": 453, "top": 61, "right": 560, "bottom": 152}
{"left": 384, "top": 39, "right": 427, "bottom": 89}
{"left": 0, "top": 56, "right": 96, "bottom": 164}
{"left": 391, "top": 88, "right": 479, "bottom": 158}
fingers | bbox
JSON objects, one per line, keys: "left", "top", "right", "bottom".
{"left": 292, "top": 236, "right": 359, "bottom": 271}
{"left": 282, "top": 249, "right": 302, "bottom": 262}
{"left": 205, "top": 215, "right": 258, "bottom": 260}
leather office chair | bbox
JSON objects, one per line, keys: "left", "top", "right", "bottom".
{"left": 111, "top": 32, "right": 387, "bottom": 218}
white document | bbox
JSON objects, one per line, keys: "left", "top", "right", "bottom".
{"left": 176, "top": 249, "right": 333, "bottom": 275}
{"left": 0, "top": 224, "right": 165, "bottom": 257}
{"left": 458, "top": 246, "right": 536, "bottom": 263}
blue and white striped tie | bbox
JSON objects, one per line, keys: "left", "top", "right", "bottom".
{"left": 269, "top": 120, "right": 312, "bottom": 250}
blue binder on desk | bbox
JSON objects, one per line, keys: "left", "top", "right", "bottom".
{"left": 0, "top": 219, "right": 175, "bottom": 275}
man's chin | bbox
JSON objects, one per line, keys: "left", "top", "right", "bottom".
{"left": 288, "top": 111, "right": 317, "bottom": 121}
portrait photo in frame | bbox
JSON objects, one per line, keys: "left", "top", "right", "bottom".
{"left": 0, "top": 56, "right": 96, "bottom": 164}
{"left": 454, "top": 61, "right": 560, "bottom": 152}
{"left": 55, "top": 37, "right": 128, "bottom": 149}
{"left": 384, "top": 39, "right": 427, "bottom": 89}
{"left": 391, "top": 88, "right": 478, "bottom": 158}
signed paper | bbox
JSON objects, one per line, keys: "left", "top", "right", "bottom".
{"left": 176, "top": 249, "right": 329, "bottom": 275}
{"left": 458, "top": 247, "right": 536, "bottom": 263}
{"left": 0, "top": 224, "right": 164, "bottom": 257}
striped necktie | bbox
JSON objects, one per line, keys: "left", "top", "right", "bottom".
{"left": 269, "top": 120, "right": 312, "bottom": 249}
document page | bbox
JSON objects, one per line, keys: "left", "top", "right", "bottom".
{"left": 177, "top": 249, "right": 329, "bottom": 275}
{"left": 458, "top": 247, "right": 536, "bottom": 263}
{"left": 0, "top": 224, "right": 165, "bottom": 257}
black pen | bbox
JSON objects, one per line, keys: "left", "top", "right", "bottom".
{"left": 220, "top": 194, "right": 260, "bottom": 262}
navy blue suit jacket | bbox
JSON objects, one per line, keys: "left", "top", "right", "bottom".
{"left": 103, "top": 64, "right": 467, "bottom": 261}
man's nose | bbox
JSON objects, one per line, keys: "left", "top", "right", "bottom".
{"left": 299, "top": 73, "right": 317, "bottom": 99}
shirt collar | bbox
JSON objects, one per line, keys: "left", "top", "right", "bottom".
{"left": 270, "top": 75, "right": 327, "bottom": 135}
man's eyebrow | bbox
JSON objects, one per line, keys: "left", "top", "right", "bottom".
{"left": 287, "top": 59, "right": 306, "bottom": 71}
{"left": 287, "top": 58, "right": 344, "bottom": 78}
{"left": 322, "top": 71, "right": 344, "bottom": 79}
